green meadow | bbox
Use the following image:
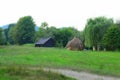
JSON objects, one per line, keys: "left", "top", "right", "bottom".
{"left": 0, "top": 44, "right": 120, "bottom": 78}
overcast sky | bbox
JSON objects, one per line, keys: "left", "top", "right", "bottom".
{"left": 0, "top": 0, "right": 120, "bottom": 31}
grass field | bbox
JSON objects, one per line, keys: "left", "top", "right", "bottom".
{"left": 0, "top": 44, "right": 120, "bottom": 77}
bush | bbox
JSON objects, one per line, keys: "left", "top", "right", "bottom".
{"left": 0, "top": 28, "right": 6, "bottom": 45}
{"left": 102, "top": 25, "right": 120, "bottom": 51}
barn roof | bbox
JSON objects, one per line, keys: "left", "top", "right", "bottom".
{"left": 35, "top": 37, "right": 52, "bottom": 45}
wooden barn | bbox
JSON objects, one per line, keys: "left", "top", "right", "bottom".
{"left": 35, "top": 37, "right": 55, "bottom": 47}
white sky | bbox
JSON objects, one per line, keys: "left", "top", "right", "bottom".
{"left": 0, "top": 0, "right": 120, "bottom": 31}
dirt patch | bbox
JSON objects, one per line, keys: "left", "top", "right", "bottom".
{"left": 44, "top": 68, "right": 120, "bottom": 80}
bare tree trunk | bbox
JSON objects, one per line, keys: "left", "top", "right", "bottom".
{"left": 104, "top": 48, "right": 106, "bottom": 51}
{"left": 97, "top": 45, "right": 100, "bottom": 51}
{"left": 93, "top": 46, "right": 96, "bottom": 51}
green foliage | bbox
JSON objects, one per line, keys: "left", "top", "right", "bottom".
{"left": 36, "top": 22, "right": 49, "bottom": 40}
{"left": 7, "top": 24, "right": 16, "bottom": 44}
{"left": 14, "top": 16, "right": 36, "bottom": 45}
{"left": 41, "top": 27, "right": 82, "bottom": 47}
{"left": 0, "top": 28, "right": 6, "bottom": 45}
{"left": 37, "top": 22, "right": 83, "bottom": 47}
{"left": 84, "top": 17, "right": 113, "bottom": 50}
{"left": 40, "top": 22, "right": 48, "bottom": 28}
{"left": 103, "top": 25, "right": 120, "bottom": 50}
{"left": 54, "top": 27, "right": 75, "bottom": 47}
{"left": 37, "top": 26, "right": 58, "bottom": 38}
{"left": 4, "top": 23, "right": 16, "bottom": 44}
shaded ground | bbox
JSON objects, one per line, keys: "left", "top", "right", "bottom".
{"left": 44, "top": 68, "right": 120, "bottom": 80}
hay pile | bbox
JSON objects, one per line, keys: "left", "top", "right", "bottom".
{"left": 66, "top": 37, "right": 84, "bottom": 50}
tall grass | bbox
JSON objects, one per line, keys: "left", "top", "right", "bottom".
{"left": 0, "top": 65, "right": 75, "bottom": 80}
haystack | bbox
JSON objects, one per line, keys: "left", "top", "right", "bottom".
{"left": 66, "top": 37, "right": 84, "bottom": 50}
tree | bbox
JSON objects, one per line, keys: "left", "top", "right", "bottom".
{"left": 14, "top": 16, "right": 36, "bottom": 45}
{"left": 54, "top": 28, "right": 71, "bottom": 47}
{"left": 40, "top": 22, "right": 48, "bottom": 28}
{"left": 0, "top": 28, "right": 6, "bottom": 45}
{"left": 4, "top": 23, "right": 16, "bottom": 44}
{"left": 54, "top": 27, "right": 81, "bottom": 47}
{"left": 37, "top": 22, "right": 83, "bottom": 47}
{"left": 102, "top": 25, "right": 120, "bottom": 50}
{"left": 84, "top": 17, "right": 113, "bottom": 50}
{"left": 45, "top": 26, "right": 58, "bottom": 38}
{"left": 37, "top": 22, "right": 49, "bottom": 38}
{"left": 8, "top": 25, "right": 16, "bottom": 44}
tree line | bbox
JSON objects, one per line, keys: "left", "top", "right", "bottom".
{"left": 84, "top": 17, "right": 120, "bottom": 51}
{"left": 0, "top": 16, "right": 120, "bottom": 51}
